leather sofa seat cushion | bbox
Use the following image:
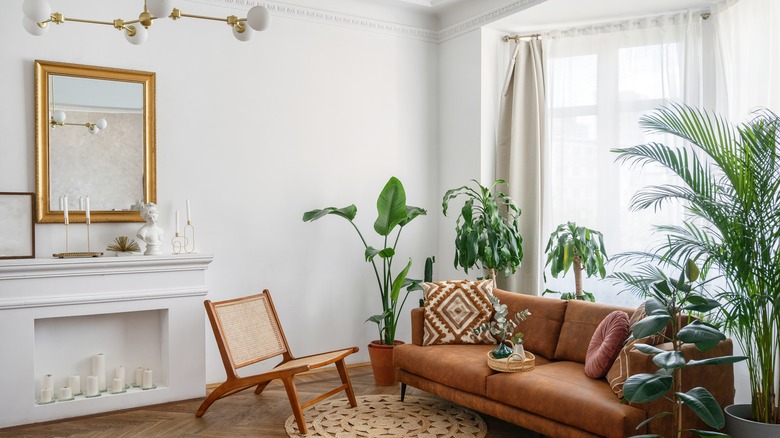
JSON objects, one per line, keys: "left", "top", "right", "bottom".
{"left": 486, "top": 361, "right": 646, "bottom": 438}
{"left": 493, "top": 289, "right": 567, "bottom": 360}
{"left": 393, "top": 343, "right": 551, "bottom": 396}
{"left": 554, "top": 300, "right": 635, "bottom": 363}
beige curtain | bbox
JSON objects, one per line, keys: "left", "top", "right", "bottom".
{"left": 495, "top": 39, "right": 546, "bottom": 295}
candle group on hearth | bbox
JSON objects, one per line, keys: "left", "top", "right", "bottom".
{"left": 39, "top": 353, "right": 155, "bottom": 402}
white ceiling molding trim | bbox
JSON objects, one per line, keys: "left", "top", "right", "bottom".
{"left": 204, "top": 0, "right": 542, "bottom": 42}
{"left": 437, "top": 0, "right": 545, "bottom": 42}
{"left": 205, "top": 0, "right": 438, "bottom": 41}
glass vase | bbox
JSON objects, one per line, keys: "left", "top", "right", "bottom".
{"left": 491, "top": 341, "right": 513, "bottom": 359}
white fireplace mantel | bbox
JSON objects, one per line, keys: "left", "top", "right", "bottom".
{"left": 0, "top": 254, "right": 213, "bottom": 428}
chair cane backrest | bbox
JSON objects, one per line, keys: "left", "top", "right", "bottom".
{"left": 209, "top": 293, "right": 288, "bottom": 369}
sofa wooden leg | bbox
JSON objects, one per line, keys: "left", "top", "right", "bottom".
{"left": 400, "top": 383, "right": 407, "bottom": 402}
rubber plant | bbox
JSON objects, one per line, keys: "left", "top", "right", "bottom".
{"left": 302, "top": 176, "right": 426, "bottom": 345}
{"left": 613, "top": 104, "right": 780, "bottom": 424}
{"left": 543, "top": 222, "right": 608, "bottom": 302}
{"left": 442, "top": 179, "right": 523, "bottom": 283}
{"left": 622, "top": 260, "right": 746, "bottom": 437}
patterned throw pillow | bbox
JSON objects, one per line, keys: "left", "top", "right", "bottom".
{"left": 422, "top": 280, "right": 496, "bottom": 346}
{"left": 606, "top": 302, "right": 669, "bottom": 397}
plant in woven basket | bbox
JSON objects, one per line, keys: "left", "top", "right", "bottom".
{"left": 472, "top": 295, "right": 530, "bottom": 359}
{"left": 106, "top": 236, "right": 140, "bottom": 253}
{"left": 622, "top": 260, "right": 746, "bottom": 437}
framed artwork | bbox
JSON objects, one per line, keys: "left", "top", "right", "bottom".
{"left": 0, "top": 192, "right": 35, "bottom": 259}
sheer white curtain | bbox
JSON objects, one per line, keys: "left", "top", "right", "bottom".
{"left": 541, "top": 12, "right": 705, "bottom": 306}
{"left": 715, "top": 0, "right": 780, "bottom": 120}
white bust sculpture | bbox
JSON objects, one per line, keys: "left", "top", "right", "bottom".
{"left": 137, "top": 203, "right": 164, "bottom": 255}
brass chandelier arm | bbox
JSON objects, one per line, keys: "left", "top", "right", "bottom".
{"left": 170, "top": 9, "right": 245, "bottom": 27}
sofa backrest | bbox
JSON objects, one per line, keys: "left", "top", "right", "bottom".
{"left": 493, "top": 289, "right": 567, "bottom": 360}
{"left": 553, "top": 299, "right": 636, "bottom": 363}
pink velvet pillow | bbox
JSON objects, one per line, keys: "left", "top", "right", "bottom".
{"left": 584, "top": 310, "right": 630, "bottom": 378}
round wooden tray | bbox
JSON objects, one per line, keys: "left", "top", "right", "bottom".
{"left": 487, "top": 351, "right": 535, "bottom": 373}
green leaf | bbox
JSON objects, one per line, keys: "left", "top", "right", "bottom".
{"left": 676, "top": 387, "right": 725, "bottom": 429}
{"left": 390, "top": 259, "right": 413, "bottom": 303}
{"left": 400, "top": 205, "right": 427, "bottom": 226}
{"left": 685, "top": 430, "right": 730, "bottom": 437}
{"left": 635, "top": 411, "right": 671, "bottom": 430}
{"left": 651, "top": 279, "right": 674, "bottom": 297}
{"left": 678, "top": 320, "right": 726, "bottom": 351}
{"left": 374, "top": 177, "right": 408, "bottom": 236}
{"left": 365, "top": 309, "right": 391, "bottom": 325}
{"left": 652, "top": 351, "right": 686, "bottom": 370}
{"left": 686, "top": 355, "right": 747, "bottom": 367}
{"left": 685, "top": 259, "right": 700, "bottom": 282}
{"left": 623, "top": 373, "right": 673, "bottom": 402}
{"left": 633, "top": 343, "right": 666, "bottom": 355}
{"left": 644, "top": 297, "right": 668, "bottom": 316}
{"left": 302, "top": 205, "right": 357, "bottom": 222}
{"left": 365, "top": 246, "right": 381, "bottom": 261}
{"left": 632, "top": 315, "right": 671, "bottom": 340}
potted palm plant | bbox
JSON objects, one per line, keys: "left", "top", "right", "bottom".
{"left": 543, "top": 222, "right": 608, "bottom": 301}
{"left": 613, "top": 104, "right": 780, "bottom": 432}
{"left": 303, "top": 176, "right": 426, "bottom": 385}
{"left": 442, "top": 179, "right": 523, "bottom": 283}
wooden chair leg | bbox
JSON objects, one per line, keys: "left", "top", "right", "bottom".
{"left": 400, "top": 383, "right": 407, "bottom": 402}
{"left": 196, "top": 382, "right": 232, "bottom": 417}
{"left": 335, "top": 359, "right": 357, "bottom": 407}
{"left": 282, "top": 377, "right": 307, "bottom": 434}
{"left": 254, "top": 381, "right": 270, "bottom": 394}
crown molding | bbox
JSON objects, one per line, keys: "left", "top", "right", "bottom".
{"left": 202, "top": 0, "right": 540, "bottom": 42}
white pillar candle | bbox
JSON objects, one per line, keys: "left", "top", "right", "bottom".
{"left": 63, "top": 196, "right": 69, "bottom": 224}
{"left": 135, "top": 367, "right": 144, "bottom": 387}
{"left": 92, "top": 353, "right": 106, "bottom": 391}
{"left": 40, "top": 388, "right": 53, "bottom": 403}
{"left": 85, "top": 196, "right": 90, "bottom": 221}
{"left": 86, "top": 375, "right": 99, "bottom": 397}
{"left": 176, "top": 210, "right": 180, "bottom": 234}
{"left": 111, "top": 377, "right": 123, "bottom": 393}
{"left": 79, "top": 197, "right": 85, "bottom": 211}
{"left": 186, "top": 199, "right": 191, "bottom": 222}
{"left": 59, "top": 386, "right": 72, "bottom": 400}
{"left": 142, "top": 368, "right": 153, "bottom": 389}
{"left": 116, "top": 365, "right": 125, "bottom": 389}
{"left": 42, "top": 374, "right": 54, "bottom": 392}
{"left": 68, "top": 375, "right": 81, "bottom": 395}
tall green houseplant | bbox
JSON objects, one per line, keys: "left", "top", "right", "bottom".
{"left": 442, "top": 179, "right": 523, "bottom": 283}
{"left": 302, "top": 176, "right": 426, "bottom": 346}
{"left": 613, "top": 104, "right": 780, "bottom": 425}
{"left": 543, "top": 222, "right": 608, "bottom": 302}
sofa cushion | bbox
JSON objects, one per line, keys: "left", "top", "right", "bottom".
{"left": 422, "top": 280, "right": 495, "bottom": 346}
{"left": 554, "top": 300, "right": 635, "bottom": 363}
{"left": 393, "top": 343, "right": 498, "bottom": 395}
{"left": 486, "top": 361, "right": 646, "bottom": 438}
{"left": 493, "top": 289, "right": 567, "bottom": 360}
{"left": 584, "top": 310, "right": 630, "bottom": 378}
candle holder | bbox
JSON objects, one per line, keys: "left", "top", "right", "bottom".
{"left": 172, "top": 221, "right": 196, "bottom": 254}
{"left": 53, "top": 219, "right": 104, "bottom": 258}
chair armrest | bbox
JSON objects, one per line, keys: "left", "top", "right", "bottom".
{"left": 626, "top": 339, "right": 735, "bottom": 436}
{"left": 410, "top": 307, "right": 424, "bottom": 346}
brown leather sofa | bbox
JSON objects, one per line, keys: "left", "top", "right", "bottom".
{"left": 394, "top": 288, "right": 735, "bottom": 438}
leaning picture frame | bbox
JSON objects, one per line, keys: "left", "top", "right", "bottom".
{"left": 0, "top": 192, "right": 35, "bottom": 259}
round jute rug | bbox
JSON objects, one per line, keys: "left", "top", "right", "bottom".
{"left": 284, "top": 394, "right": 488, "bottom": 438}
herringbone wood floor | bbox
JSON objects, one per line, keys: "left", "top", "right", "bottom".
{"left": 0, "top": 365, "right": 541, "bottom": 437}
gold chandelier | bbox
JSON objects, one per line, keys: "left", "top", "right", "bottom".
{"left": 22, "top": 0, "right": 270, "bottom": 44}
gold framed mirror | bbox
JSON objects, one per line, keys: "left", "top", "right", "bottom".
{"left": 35, "top": 60, "right": 156, "bottom": 223}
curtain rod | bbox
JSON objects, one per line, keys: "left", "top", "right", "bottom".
{"left": 502, "top": 33, "right": 541, "bottom": 42}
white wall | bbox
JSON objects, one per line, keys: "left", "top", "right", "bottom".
{"left": 0, "top": 0, "right": 438, "bottom": 383}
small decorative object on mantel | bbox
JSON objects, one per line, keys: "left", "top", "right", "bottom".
{"left": 472, "top": 294, "right": 531, "bottom": 360}
{"left": 171, "top": 199, "right": 196, "bottom": 254}
{"left": 52, "top": 195, "right": 103, "bottom": 258}
{"left": 106, "top": 236, "right": 141, "bottom": 256}
{"left": 137, "top": 203, "right": 163, "bottom": 255}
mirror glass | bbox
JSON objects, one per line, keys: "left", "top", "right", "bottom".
{"left": 35, "top": 60, "right": 156, "bottom": 223}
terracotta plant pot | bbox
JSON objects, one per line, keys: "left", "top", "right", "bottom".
{"left": 367, "top": 340, "right": 404, "bottom": 386}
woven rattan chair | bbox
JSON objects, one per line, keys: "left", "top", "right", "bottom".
{"left": 196, "top": 290, "right": 359, "bottom": 433}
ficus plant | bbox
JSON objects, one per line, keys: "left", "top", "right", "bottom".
{"left": 543, "top": 222, "right": 608, "bottom": 302}
{"left": 622, "top": 260, "right": 746, "bottom": 438}
{"left": 442, "top": 179, "right": 523, "bottom": 283}
{"left": 302, "top": 176, "right": 426, "bottom": 345}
